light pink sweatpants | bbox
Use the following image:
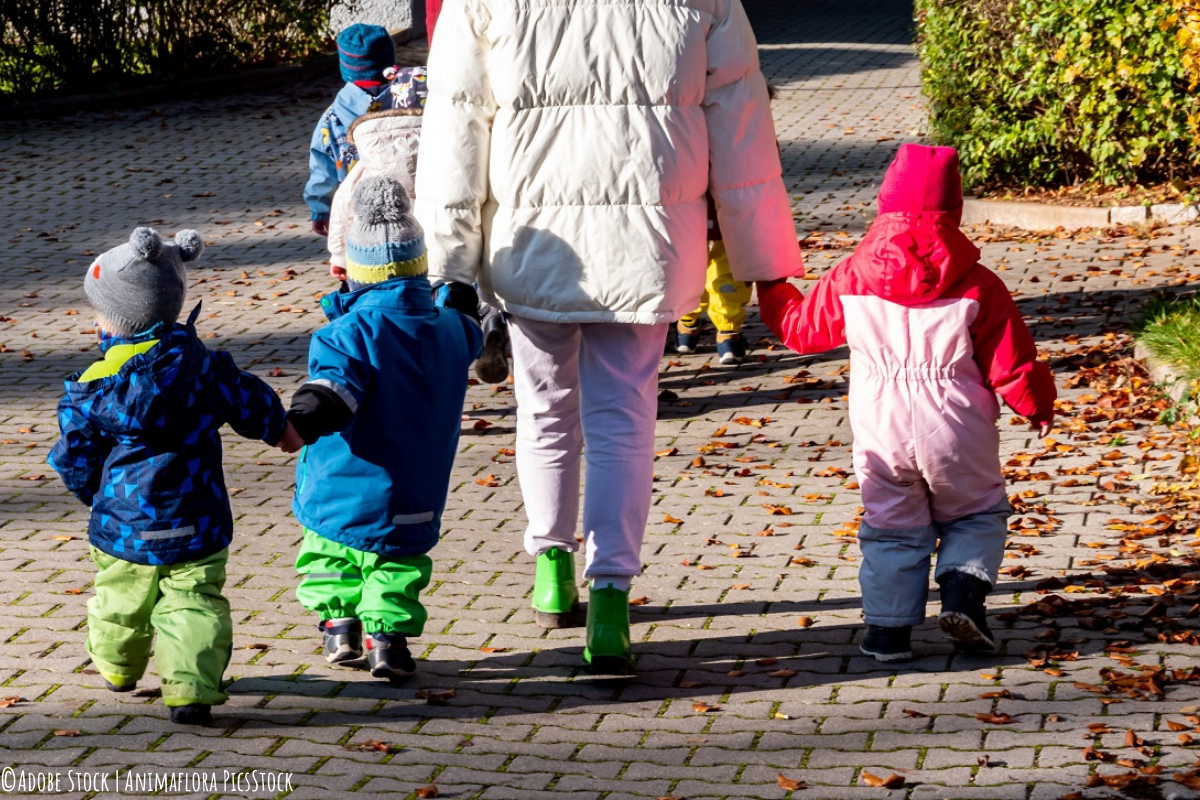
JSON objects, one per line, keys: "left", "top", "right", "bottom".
{"left": 508, "top": 316, "right": 668, "bottom": 580}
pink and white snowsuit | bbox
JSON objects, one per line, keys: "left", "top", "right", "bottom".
{"left": 759, "top": 144, "right": 1057, "bottom": 626}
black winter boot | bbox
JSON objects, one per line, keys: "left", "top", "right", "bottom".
{"left": 169, "top": 704, "right": 212, "bottom": 727}
{"left": 859, "top": 625, "right": 913, "bottom": 663}
{"left": 938, "top": 570, "right": 996, "bottom": 650}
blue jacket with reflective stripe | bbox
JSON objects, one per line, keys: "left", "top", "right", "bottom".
{"left": 293, "top": 276, "right": 481, "bottom": 557}
{"left": 49, "top": 308, "right": 287, "bottom": 566}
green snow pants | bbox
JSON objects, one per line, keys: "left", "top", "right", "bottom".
{"left": 295, "top": 529, "right": 433, "bottom": 636}
{"left": 86, "top": 546, "right": 232, "bottom": 707}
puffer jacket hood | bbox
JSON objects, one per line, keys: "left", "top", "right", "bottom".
{"left": 49, "top": 307, "right": 287, "bottom": 566}
{"left": 329, "top": 110, "right": 424, "bottom": 269}
{"left": 846, "top": 212, "right": 981, "bottom": 305}
{"left": 348, "top": 110, "right": 424, "bottom": 197}
{"left": 846, "top": 143, "right": 979, "bottom": 305}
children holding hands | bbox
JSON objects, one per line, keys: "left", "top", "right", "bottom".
{"left": 50, "top": 227, "right": 295, "bottom": 726}
{"left": 281, "top": 176, "right": 480, "bottom": 682}
{"left": 757, "top": 143, "right": 1056, "bottom": 662}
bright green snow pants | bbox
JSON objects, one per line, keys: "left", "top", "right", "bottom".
{"left": 86, "top": 546, "right": 232, "bottom": 707}
{"left": 295, "top": 529, "right": 433, "bottom": 636}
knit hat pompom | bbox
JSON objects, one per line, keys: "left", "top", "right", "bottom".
{"left": 129, "top": 227, "right": 163, "bottom": 260}
{"left": 345, "top": 176, "right": 427, "bottom": 289}
{"left": 174, "top": 229, "right": 204, "bottom": 262}
{"left": 85, "top": 226, "right": 200, "bottom": 337}
{"left": 354, "top": 174, "right": 413, "bottom": 223}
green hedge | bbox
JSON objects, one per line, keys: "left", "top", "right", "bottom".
{"left": 916, "top": 0, "right": 1200, "bottom": 190}
{"left": 1, "top": 0, "right": 339, "bottom": 99}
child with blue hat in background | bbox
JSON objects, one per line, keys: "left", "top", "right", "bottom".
{"left": 304, "top": 23, "right": 398, "bottom": 236}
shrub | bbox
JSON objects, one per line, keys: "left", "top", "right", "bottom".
{"left": 0, "top": 0, "right": 341, "bottom": 99}
{"left": 916, "top": 0, "right": 1200, "bottom": 190}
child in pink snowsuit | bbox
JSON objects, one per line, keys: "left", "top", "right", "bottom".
{"left": 758, "top": 144, "right": 1056, "bottom": 662}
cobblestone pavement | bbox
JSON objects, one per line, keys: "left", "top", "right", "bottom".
{"left": 4, "top": 0, "right": 1200, "bottom": 798}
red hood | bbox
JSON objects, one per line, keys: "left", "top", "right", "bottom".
{"left": 846, "top": 212, "right": 981, "bottom": 304}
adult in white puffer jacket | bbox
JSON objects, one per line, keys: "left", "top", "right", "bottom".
{"left": 415, "top": 0, "right": 803, "bottom": 674}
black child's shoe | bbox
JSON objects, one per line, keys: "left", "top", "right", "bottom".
{"left": 938, "top": 570, "right": 996, "bottom": 650}
{"left": 169, "top": 704, "right": 212, "bottom": 727}
{"left": 321, "top": 617, "right": 364, "bottom": 665}
{"left": 475, "top": 310, "right": 510, "bottom": 384}
{"left": 365, "top": 634, "right": 417, "bottom": 685}
{"left": 860, "top": 625, "right": 913, "bottom": 663}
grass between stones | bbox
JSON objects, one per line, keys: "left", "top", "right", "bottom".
{"left": 1135, "top": 294, "right": 1200, "bottom": 383}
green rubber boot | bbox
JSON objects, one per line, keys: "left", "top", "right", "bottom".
{"left": 583, "top": 586, "right": 633, "bottom": 675}
{"left": 531, "top": 548, "right": 580, "bottom": 629}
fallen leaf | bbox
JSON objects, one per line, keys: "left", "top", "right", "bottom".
{"left": 53, "top": 730, "right": 80, "bottom": 737}
{"left": 692, "top": 701, "right": 721, "bottom": 713}
{"left": 776, "top": 773, "right": 806, "bottom": 791}
{"left": 0, "top": 697, "right": 20, "bottom": 708}
{"left": 414, "top": 688, "right": 457, "bottom": 706}
{"left": 628, "top": 596, "right": 650, "bottom": 606}
{"left": 245, "top": 643, "right": 270, "bottom": 650}
{"left": 860, "top": 770, "right": 904, "bottom": 788}
{"left": 415, "top": 785, "right": 439, "bottom": 799}
{"left": 797, "top": 616, "right": 814, "bottom": 628}
{"left": 769, "top": 668, "right": 797, "bottom": 678}
{"left": 902, "top": 708, "right": 928, "bottom": 718}
{"left": 480, "top": 646, "right": 507, "bottom": 653}
{"left": 663, "top": 514, "right": 683, "bottom": 524}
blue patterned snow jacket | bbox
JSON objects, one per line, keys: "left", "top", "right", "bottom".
{"left": 293, "top": 276, "right": 481, "bottom": 558}
{"left": 49, "top": 306, "right": 287, "bottom": 566}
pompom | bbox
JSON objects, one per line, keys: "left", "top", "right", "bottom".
{"left": 354, "top": 176, "right": 412, "bottom": 224}
{"left": 174, "top": 229, "right": 204, "bottom": 263}
{"left": 129, "top": 227, "right": 163, "bottom": 260}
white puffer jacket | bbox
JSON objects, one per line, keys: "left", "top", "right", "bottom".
{"left": 328, "top": 110, "right": 424, "bottom": 269}
{"left": 415, "top": 0, "right": 803, "bottom": 324}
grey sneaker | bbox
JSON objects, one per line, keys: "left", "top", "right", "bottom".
{"left": 366, "top": 634, "right": 417, "bottom": 685}
{"left": 321, "top": 617, "right": 364, "bottom": 664}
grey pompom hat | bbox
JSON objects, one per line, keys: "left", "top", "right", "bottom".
{"left": 345, "top": 176, "right": 427, "bottom": 287}
{"left": 84, "top": 227, "right": 204, "bottom": 336}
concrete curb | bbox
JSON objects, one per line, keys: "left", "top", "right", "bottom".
{"left": 963, "top": 197, "right": 1200, "bottom": 231}
{"left": 2, "top": 28, "right": 424, "bottom": 121}
{"left": 1134, "top": 342, "right": 1196, "bottom": 405}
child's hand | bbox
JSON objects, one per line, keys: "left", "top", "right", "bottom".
{"left": 312, "top": 219, "right": 329, "bottom": 237}
{"left": 276, "top": 421, "right": 305, "bottom": 454}
{"left": 330, "top": 264, "right": 348, "bottom": 281}
{"left": 1036, "top": 422, "right": 1052, "bottom": 438}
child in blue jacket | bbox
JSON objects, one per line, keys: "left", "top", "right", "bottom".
{"left": 305, "top": 24, "right": 397, "bottom": 234}
{"left": 282, "top": 176, "right": 481, "bottom": 683}
{"left": 49, "top": 228, "right": 293, "bottom": 726}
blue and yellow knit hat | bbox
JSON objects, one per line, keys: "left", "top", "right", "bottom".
{"left": 345, "top": 176, "right": 427, "bottom": 289}
{"left": 337, "top": 24, "right": 396, "bottom": 84}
